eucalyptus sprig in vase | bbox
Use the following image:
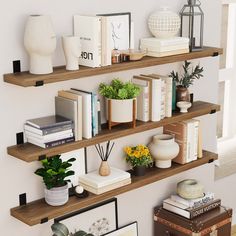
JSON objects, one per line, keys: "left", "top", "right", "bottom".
{"left": 169, "top": 60, "right": 204, "bottom": 102}
{"left": 124, "top": 144, "right": 153, "bottom": 176}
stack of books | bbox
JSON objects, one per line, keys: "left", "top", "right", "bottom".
{"left": 24, "top": 115, "right": 74, "bottom": 148}
{"left": 164, "top": 119, "right": 203, "bottom": 164}
{"left": 163, "top": 192, "right": 221, "bottom": 219}
{"left": 56, "top": 89, "right": 102, "bottom": 140}
{"left": 132, "top": 74, "right": 173, "bottom": 122}
{"left": 79, "top": 167, "right": 131, "bottom": 195}
{"left": 140, "top": 37, "right": 189, "bottom": 57}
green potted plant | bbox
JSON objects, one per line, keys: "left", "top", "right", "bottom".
{"left": 169, "top": 60, "right": 203, "bottom": 102}
{"left": 35, "top": 155, "right": 75, "bottom": 206}
{"left": 124, "top": 144, "right": 153, "bottom": 176}
{"left": 99, "top": 79, "right": 140, "bottom": 127}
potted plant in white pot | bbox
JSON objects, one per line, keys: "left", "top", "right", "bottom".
{"left": 169, "top": 60, "right": 204, "bottom": 103}
{"left": 99, "top": 79, "right": 140, "bottom": 129}
{"left": 35, "top": 155, "right": 75, "bottom": 206}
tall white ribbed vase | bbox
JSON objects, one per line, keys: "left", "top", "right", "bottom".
{"left": 24, "top": 15, "right": 56, "bottom": 74}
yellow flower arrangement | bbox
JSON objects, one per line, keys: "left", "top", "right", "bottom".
{"left": 124, "top": 144, "right": 153, "bottom": 167}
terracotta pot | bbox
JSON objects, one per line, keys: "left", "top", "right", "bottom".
{"left": 99, "top": 161, "right": 111, "bottom": 176}
{"left": 176, "top": 86, "right": 190, "bottom": 102}
{"left": 133, "top": 166, "right": 146, "bottom": 176}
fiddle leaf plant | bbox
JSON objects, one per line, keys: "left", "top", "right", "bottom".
{"left": 99, "top": 78, "right": 140, "bottom": 99}
{"left": 35, "top": 155, "right": 76, "bottom": 189}
{"left": 169, "top": 60, "right": 204, "bottom": 88}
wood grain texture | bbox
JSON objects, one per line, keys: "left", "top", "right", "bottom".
{"left": 7, "top": 101, "right": 220, "bottom": 162}
{"left": 10, "top": 150, "right": 217, "bottom": 226}
{"left": 4, "top": 47, "right": 223, "bottom": 87}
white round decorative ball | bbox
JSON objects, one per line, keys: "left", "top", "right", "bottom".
{"left": 148, "top": 7, "right": 181, "bottom": 38}
{"left": 75, "top": 185, "right": 84, "bottom": 194}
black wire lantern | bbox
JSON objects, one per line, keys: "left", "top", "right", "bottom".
{"left": 180, "top": 0, "right": 204, "bottom": 52}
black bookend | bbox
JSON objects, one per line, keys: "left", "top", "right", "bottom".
{"left": 16, "top": 132, "right": 24, "bottom": 145}
{"left": 35, "top": 81, "right": 44, "bottom": 87}
{"left": 13, "top": 60, "right": 21, "bottom": 73}
{"left": 19, "top": 193, "right": 27, "bottom": 206}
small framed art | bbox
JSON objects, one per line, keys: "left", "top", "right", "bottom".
{"left": 102, "top": 222, "right": 138, "bottom": 236}
{"left": 98, "top": 12, "right": 131, "bottom": 50}
{"left": 54, "top": 198, "right": 118, "bottom": 236}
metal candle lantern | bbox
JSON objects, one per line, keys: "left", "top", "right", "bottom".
{"left": 180, "top": 0, "right": 204, "bottom": 51}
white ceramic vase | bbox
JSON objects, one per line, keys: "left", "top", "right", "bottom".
{"left": 62, "top": 36, "right": 81, "bottom": 71}
{"left": 148, "top": 134, "right": 180, "bottom": 168}
{"left": 148, "top": 7, "right": 181, "bottom": 38}
{"left": 44, "top": 184, "right": 69, "bottom": 206}
{"left": 24, "top": 15, "right": 56, "bottom": 74}
{"left": 106, "top": 98, "right": 136, "bottom": 123}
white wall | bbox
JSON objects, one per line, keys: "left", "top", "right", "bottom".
{"left": 1, "top": 0, "right": 235, "bottom": 235}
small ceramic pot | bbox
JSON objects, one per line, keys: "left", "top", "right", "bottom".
{"left": 133, "top": 166, "right": 146, "bottom": 176}
{"left": 176, "top": 86, "right": 190, "bottom": 102}
{"left": 149, "top": 134, "right": 180, "bottom": 168}
{"left": 99, "top": 161, "right": 111, "bottom": 176}
{"left": 44, "top": 184, "right": 69, "bottom": 206}
{"left": 177, "top": 179, "right": 204, "bottom": 199}
{"left": 176, "top": 101, "right": 192, "bottom": 113}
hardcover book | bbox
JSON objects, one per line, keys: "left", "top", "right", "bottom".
{"left": 74, "top": 15, "right": 102, "bottom": 68}
{"left": 147, "top": 48, "right": 189, "bottom": 57}
{"left": 163, "top": 198, "right": 221, "bottom": 219}
{"left": 26, "top": 115, "right": 72, "bottom": 129}
{"left": 140, "top": 37, "right": 190, "bottom": 47}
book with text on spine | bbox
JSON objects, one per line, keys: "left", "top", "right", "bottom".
{"left": 74, "top": 15, "right": 102, "bottom": 68}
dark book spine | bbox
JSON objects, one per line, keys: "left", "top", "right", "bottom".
{"left": 42, "top": 124, "right": 73, "bottom": 135}
{"left": 189, "top": 199, "right": 221, "bottom": 219}
{"left": 45, "top": 137, "right": 75, "bottom": 148}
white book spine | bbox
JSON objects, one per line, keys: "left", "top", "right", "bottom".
{"left": 185, "top": 122, "right": 193, "bottom": 163}
{"left": 152, "top": 79, "right": 162, "bottom": 121}
{"left": 192, "top": 120, "right": 199, "bottom": 161}
{"left": 136, "top": 85, "right": 149, "bottom": 122}
{"left": 163, "top": 202, "right": 190, "bottom": 219}
{"left": 164, "top": 77, "right": 173, "bottom": 117}
{"left": 161, "top": 79, "right": 166, "bottom": 119}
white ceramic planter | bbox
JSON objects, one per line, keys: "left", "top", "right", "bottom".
{"left": 148, "top": 134, "right": 179, "bottom": 168}
{"left": 106, "top": 98, "right": 135, "bottom": 123}
{"left": 44, "top": 184, "right": 69, "bottom": 206}
{"left": 24, "top": 15, "right": 56, "bottom": 74}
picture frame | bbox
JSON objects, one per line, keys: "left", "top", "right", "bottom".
{"left": 101, "top": 222, "right": 138, "bottom": 236}
{"left": 54, "top": 198, "right": 118, "bottom": 236}
{"left": 98, "top": 12, "right": 131, "bottom": 50}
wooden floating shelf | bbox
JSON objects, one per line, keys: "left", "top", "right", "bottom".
{"left": 10, "top": 150, "right": 218, "bottom": 226}
{"left": 4, "top": 47, "right": 222, "bottom": 87}
{"left": 7, "top": 101, "right": 220, "bottom": 162}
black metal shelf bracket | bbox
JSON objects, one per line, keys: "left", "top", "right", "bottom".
{"left": 38, "top": 155, "right": 46, "bottom": 161}
{"left": 212, "top": 52, "right": 219, "bottom": 57}
{"left": 208, "top": 158, "right": 215, "bottom": 163}
{"left": 40, "top": 217, "right": 48, "bottom": 224}
{"left": 16, "top": 132, "right": 24, "bottom": 145}
{"left": 19, "top": 193, "right": 27, "bottom": 206}
{"left": 210, "top": 109, "right": 217, "bottom": 114}
{"left": 35, "top": 80, "right": 44, "bottom": 87}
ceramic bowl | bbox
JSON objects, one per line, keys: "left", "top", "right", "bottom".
{"left": 177, "top": 101, "right": 192, "bottom": 113}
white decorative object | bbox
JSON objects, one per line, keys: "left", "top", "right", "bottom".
{"left": 107, "top": 98, "right": 136, "bottom": 123}
{"left": 44, "top": 184, "right": 68, "bottom": 206}
{"left": 148, "top": 134, "right": 179, "bottom": 168}
{"left": 177, "top": 101, "right": 192, "bottom": 113}
{"left": 62, "top": 36, "right": 81, "bottom": 71}
{"left": 24, "top": 15, "right": 56, "bottom": 74}
{"left": 177, "top": 179, "right": 204, "bottom": 199}
{"left": 148, "top": 7, "right": 181, "bottom": 38}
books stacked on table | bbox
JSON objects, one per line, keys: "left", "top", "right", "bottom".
{"left": 164, "top": 119, "right": 203, "bottom": 164}
{"left": 132, "top": 74, "right": 173, "bottom": 122}
{"left": 140, "top": 37, "right": 189, "bottom": 57}
{"left": 163, "top": 192, "right": 221, "bottom": 219}
{"left": 24, "top": 115, "right": 74, "bottom": 148}
{"left": 79, "top": 167, "right": 131, "bottom": 195}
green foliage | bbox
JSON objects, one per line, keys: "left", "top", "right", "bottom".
{"left": 169, "top": 61, "right": 204, "bottom": 88}
{"left": 99, "top": 78, "right": 140, "bottom": 99}
{"left": 35, "top": 155, "right": 75, "bottom": 189}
